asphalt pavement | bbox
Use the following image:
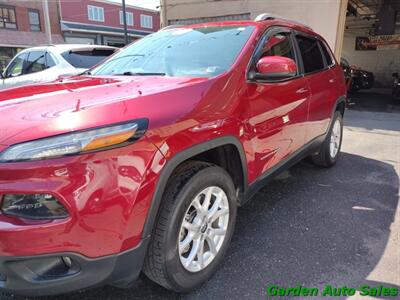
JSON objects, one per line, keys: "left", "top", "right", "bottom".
{"left": 1, "top": 107, "right": 399, "bottom": 300}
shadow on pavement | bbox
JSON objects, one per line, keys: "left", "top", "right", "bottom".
{"left": 344, "top": 111, "right": 400, "bottom": 132}
{"left": 348, "top": 88, "right": 400, "bottom": 113}
{"left": 2, "top": 152, "right": 398, "bottom": 300}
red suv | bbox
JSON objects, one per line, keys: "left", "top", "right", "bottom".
{"left": 0, "top": 15, "right": 346, "bottom": 296}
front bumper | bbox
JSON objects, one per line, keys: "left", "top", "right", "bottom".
{"left": 0, "top": 238, "right": 149, "bottom": 296}
{"left": 0, "top": 138, "right": 161, "bottom": 258}
{"left": 0, "top": 138, "right": 165, "bottom": 295}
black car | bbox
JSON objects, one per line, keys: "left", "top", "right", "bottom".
{"left": 341, "top": 58, "right": 374, "bottom": 92}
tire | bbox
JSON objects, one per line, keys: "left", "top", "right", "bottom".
{"left": 312, "top": 111, "right": 343, "bottom": 167}
{"left": 143, "top": 161, "right": 237, "bottom": 292}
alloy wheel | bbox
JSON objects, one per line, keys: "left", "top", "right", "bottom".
{"left": 330, "top": 119, "right": 341, "bottom": 159}
{"left": 178, "top": 186, "right": 229, "bottom": 272}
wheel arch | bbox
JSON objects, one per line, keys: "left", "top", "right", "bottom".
{"left": 141, "top": 136, "right": 248, "bottom": 239}
{"left": 326, "top": 95, "right": 346, "bottom": 133}
{"left": 335, "top": 96, "right": 346, "bottom": 116}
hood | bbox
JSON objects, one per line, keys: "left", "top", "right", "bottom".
{"left": 0, "top": 75, "right": 212, "bottom": 147}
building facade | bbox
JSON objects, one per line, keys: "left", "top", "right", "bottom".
{"left": 0, "top": 0, "right": 63, "bottom": 69}
{"left": 59, "top": 0, "right": 160, "bottom": 47}
{"left": 163, "top": 0, "right": 348, "bottom": 58}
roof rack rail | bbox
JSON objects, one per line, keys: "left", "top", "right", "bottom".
{"left": 254, "top": 13, "right": 282, "bottom": 21}
{"left": 254, "top": 13, "right": 313, "bottom": 31}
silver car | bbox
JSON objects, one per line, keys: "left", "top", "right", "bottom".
{"left": 0, "top": 44, "right": 117, "bottom": 90}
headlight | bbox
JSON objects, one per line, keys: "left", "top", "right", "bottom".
{"left": 0, "top": 119, "right": 148, "bottom": 162}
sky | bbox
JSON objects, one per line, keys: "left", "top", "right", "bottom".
{"left": 109, "top": 0, "right": 160, "bottom": 11}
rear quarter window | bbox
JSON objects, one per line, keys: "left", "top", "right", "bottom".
{"left": 62, "top": 49, "right": 115, "bottom": 69}
{"left": 296, "top": 35, "right": 325, "bottom": 74}
{"left": 319, "top": 41, "right": 335, "bottom": 66}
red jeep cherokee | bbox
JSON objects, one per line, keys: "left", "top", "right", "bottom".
{"left": 0, "top": 15, "right": 346, "bottom": 296}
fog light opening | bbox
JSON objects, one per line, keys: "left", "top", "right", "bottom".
{"left": 0, "top": 194, "right": 69, "bottom": 220}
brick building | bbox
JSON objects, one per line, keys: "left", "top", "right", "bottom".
{"left": 0, "top": 0, "right": 63, "bottom": 69}
{"left": 59, "top": 0, "right": 160, "bottom": 47}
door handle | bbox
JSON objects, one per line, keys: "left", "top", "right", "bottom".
{"left": 296, "top": 87, "right": 309, "bottom": 94}
{"left": 329, "top": 78, "right": 335, "bottom": 83}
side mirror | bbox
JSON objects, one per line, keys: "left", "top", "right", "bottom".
{"left": 249, "top": 56, "right": 297, "bottom": 81}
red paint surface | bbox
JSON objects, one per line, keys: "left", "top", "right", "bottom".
{"left": 0, "top": 20, "right": 346, "bottom": 258}
{"left": 256, "top": 56, "right": 297, "bottom": 74}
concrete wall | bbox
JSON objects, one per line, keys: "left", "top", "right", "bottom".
{"left": 166, "top": 0, "right": 346, "bottom": 56}
{"left": 342, "top": 33, "right": 400, "bottom": 87}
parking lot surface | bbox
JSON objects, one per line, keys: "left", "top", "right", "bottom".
{"left": 1, "top": 109, "right": 399, "bottom": 300}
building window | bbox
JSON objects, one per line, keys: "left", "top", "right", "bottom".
{"left": 0, "top": 6, "right": 17, "bottom": 29}
{"left": 140, "top": 14, "right": 153, "bottom": 29}
{"left": 119, "top": 11, "right": 133, "bottom": 26}
{"left": 88, "top": 5, "right": 104, "bottom": 22}
{"left": 28, "top": 9, "right": 40, "bottom": 31}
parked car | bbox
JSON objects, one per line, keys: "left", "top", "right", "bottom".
{"left": 0, "top": 15, "right": 346, "bottom": 296}
{"left": 0, "top": 44, "right": 117, "bottom": 90}
{"left": 340, "top": 58, "right": 352, "bottom": 92}
{"left": 340, "top": 58, "right": 374, "bottom": 92}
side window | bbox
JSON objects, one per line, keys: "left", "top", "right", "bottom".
{"left": 5, "top": 52, "right": 27, "bottom": 78}
{"left": 24, "top": 51, "right": 46, "bottom": 74}
{"left": 261, "top": 32, "right": 296, "bottom": 61}
{"left": 296, "top": 36, "right": 324, "bottom": 73}
{"left": 319, "top": 41, "right": 334, "bottom": 66}
{"left": 45, "top": 52, "right": 56, "bottom": 68}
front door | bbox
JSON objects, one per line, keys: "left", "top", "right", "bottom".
{"left": 245, "top": 29, "right": 310, "bottom": 180}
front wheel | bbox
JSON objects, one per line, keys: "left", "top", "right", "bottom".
{"left": 312, "top": 111, "right": 343, "bottom": 167}
{"left": 143, "top": 161, "right": 237, "bottom": 292}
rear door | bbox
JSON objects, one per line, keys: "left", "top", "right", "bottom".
{"left": 245, "top": 28, "right": 311, "bottom": 179}
{"left": 294, "top": 35, "right": 337, "bottom": 142}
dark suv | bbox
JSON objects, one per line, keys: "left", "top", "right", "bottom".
{"left": 0, "top": 14, "right": 346, "bottom": 296}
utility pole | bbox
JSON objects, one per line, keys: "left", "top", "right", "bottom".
{"left": 160, "top": 0, "right": 167, "bottom": 28}
{"left": 122, "top": 0, "right": 128, "bottom": 45}
{"left": 42, "top": 0, "right": 52, "bottom": 44}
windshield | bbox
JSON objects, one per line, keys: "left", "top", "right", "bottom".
{"left": 91, "top": 25, "right": 255, "bottom": 78}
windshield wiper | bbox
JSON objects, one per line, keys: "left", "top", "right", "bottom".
{"left": 79, "top": 70, "right": 91, "bottom": 75}
{"left": 116, "top": 71, "right": 166, "bottom": 76}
